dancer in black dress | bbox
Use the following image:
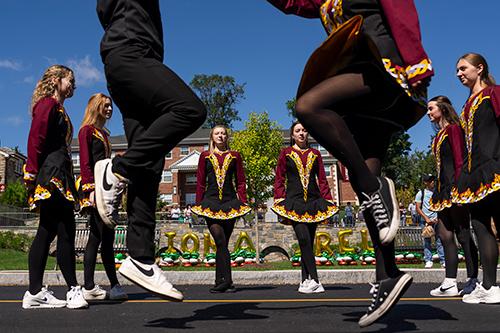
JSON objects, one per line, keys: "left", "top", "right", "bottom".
{"left": 266, "top": 0, "right": 434, "bottom": 326}
{"left": 272, "top": 121, "right": 337, "bottom": 293}
{"left": 192, "top": 125, "right": 251, "bottom": 292}
{"left": 426, "top": 96, "right": 479, "bottom": 297}
{"left": 78, "top": 93, "right": 128, "bottom": 301}
{"left": 22, "top": 65, "right": 88, "bottom": 309}
{"left": 452, "top": 53, "right": 500, "bottom": 304}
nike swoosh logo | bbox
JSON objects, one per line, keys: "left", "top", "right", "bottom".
{"left": 440, "top": 285, "right": 455, "bottom": 292}
{"left": 130, "top": 259, "right": 154, "bottom": 277}
{"left": 103, "top": 163, "right": 113, "bottom": 191}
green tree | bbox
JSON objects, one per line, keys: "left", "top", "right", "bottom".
{"left": 0, "top": 180, "right": 28, "bottom": 207}
{"left": 286, "top": 98, "right": 296, "bottom": 119}
{"left": 190, "top": 74, "right": 245, "bottom": 129}
{"left": 231, "top": 112, "right": 283, "bottom": 207}
{"left": 382, "top": 131, "right": 412, "bottom": 188}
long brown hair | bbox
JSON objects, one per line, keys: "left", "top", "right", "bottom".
{"left": 209, "top": 125, "right": 230, "bottom": 152}
{"left": 289, "top": 121, "right": 309, "bottom": 147}
{"left": 80, "top": 93, "right": 111, "bottom": 130}
{"left": 429, "top": 95, "right": 460, "bottom": 131}
{"left": 458, "top": 53, "right": 496, "bottom": 86}
{"left": 31, "top": 65, "right": 73, "bottom": 113}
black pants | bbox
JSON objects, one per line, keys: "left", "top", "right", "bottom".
{"left": 84, "top": 209, "right": 119, "bottom": 289}
{"left": 28, "top": 192, "right": 77, "bottom": 294}
{"left": 103, "top": 45, "right": 206, "bottom": 260}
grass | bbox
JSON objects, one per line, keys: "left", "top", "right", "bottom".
{"left": 0, "top": 249, "right": 464, "bottom": 271}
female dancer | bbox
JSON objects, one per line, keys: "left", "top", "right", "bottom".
{"left": 427, "top": 96, "right": 479, "bottom": 297}
{"left": 22, "top": 65, "right": 87, "bottom": 309}
{"left": 453, "top": 53, "right": 500, "bottom": 304}
{"left": 272, "top": 121, "right": 337, "bottom": 293}
{"left": 192, "top": 125, "right": 251, "bottom": 292}
{"left": 266, "top": 0, "right": 434, "bottom": 326}
{"left": 78, "top": 93, "right": 127, "bottom": 301}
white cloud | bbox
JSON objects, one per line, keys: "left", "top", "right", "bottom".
{"left": 23, "top": 76, "right": 34, "bottom": 84}
{"left": 4, "top": 116, "right": 24, "bottom": 126}
{"left": 0, "top": 59, "right": 22, "bottom": 71}
{"left": 66, "top": 55, "right": 103, "bottom": 87}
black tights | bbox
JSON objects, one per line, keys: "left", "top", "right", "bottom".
{"left": 207, "top": 218, "right": 235, "bottom": 285}
{"left": 295, "top": 73, "right": 380, "bottom": 195}
{"left": 84, "top": 209, "right": 119, "bottom": 290}
{"left": 28, "top": 193, "right": 77, "bottom": 294}
{"left": 437, "top": 206, "right": 478, "bottom": 279}
{"left": 293, "top": 222, "right": 319, "bottom": 283}
{"left": 469, "top": 192, "right": 500, "bottom": 289}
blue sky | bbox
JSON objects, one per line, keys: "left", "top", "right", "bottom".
{"left": 1, "top": 1, "right": 498, "bottom": 155}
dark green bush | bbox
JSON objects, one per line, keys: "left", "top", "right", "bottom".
{"left": 0, "top": 231, "right": 34, "bottom": 252}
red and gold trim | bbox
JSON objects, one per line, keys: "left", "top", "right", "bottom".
{"left": 191, "top": 204, "right": 251, "bottom": 220}
{"left": 92, "top": 128, "right": 111, "bottom": 158}
{"left": 28, "top": 177, "right": 75, "bottom": 211}
{"left": 287, "top": 150, "right": 317, "bottom": 201}
{"left": 460, "top": 92, "right": 490, "bottom": 172}
{"left": 271, "top": 202, "right": 338, "bottom": 224}
{"left": 431, "top": 128, "right": 448, "bottom": 192}
{"left": 207, "top": 153, "right": 235, "bottom": 200}
{"left": 429, "top": 198, "right": 452, "bottom": 212}
{"left": 57, "top": 107, "right": 73, "bottom": 151}
{"left": 451, "top": 173, "right": 500, "bottom": 204}
{"left": 23, "top": 164, "right": 36, "bottom": 182}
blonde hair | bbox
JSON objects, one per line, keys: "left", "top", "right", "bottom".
{"left": 459, "top": 53, "right": 496, "bottom": 86}
{"left": 80, "top": 93, "right": 112, "bottom": 130}
{"left": 209, "top": 125, "right": 230, "bottom": 152}
{"left": 31, "top": 65, "right": 73, "bottom": 113}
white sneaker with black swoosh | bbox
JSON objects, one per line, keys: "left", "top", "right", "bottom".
{"left": 22, "top": 287, "right": 66, "bottom": 309}
{"left": 118, "top": 257, "right": 183, "bottom": 301}
{"left": 430, "top": 278, "right": 459, "bottom": 297}
{"left": 94, "top": 158, "right": 128, "bottom": 228}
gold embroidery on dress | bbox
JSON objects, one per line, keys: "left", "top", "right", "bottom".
{"left": 57, "top": 107, "right": 73, "bottom": 152}
{"left": 92, "top": 128, "right": 111, "bottom": 158}
{"left": 460, "top": 92, "right": 490, "bottom": 172}
{"left": 431, "top": 128, "right": 448, "bottom": 192}
{"left": 208, "top": 153, "right": 235, "bottom": 200}
{"left": 271, "top": 202, "right": 337, "bottom": 223}
{"left": 320, "top": 0, "right": 343, "bottom": 34}
{"left": 287, "top": 150, "right": 317, "bottom": 201}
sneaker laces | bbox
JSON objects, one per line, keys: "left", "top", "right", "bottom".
{"left": 360, "top": 192, "right": 389, "bottom": 228}
{"left": 367, "top": 282, "right": 380, "bottom": 312}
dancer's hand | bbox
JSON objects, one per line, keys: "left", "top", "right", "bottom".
{"left": 411, "top": 77, "right": 431, "bottom": 95}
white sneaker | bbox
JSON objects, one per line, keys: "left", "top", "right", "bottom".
{"left": 298, "top": 279, "right": 311, "bottom": 293}
{"left": 298, "top": 279, "right": 325, "bottom": 294}
{"left": 83, "top": 285, "right": 107, "bottom": 300}
{"left": 424, "top": 261, "right": 433, "bottom": 269}
{"left": 94, "top": 158, "right": 128, "bottom": 228}
{"left": 463, "top": 283, "right": 500, "bottom": 304}
{"left": 119, "top": 257, "right": 183, "bottom": 301}
{"left": 66, "top": 286, "right": 89, "bottom": 309}
{"left": 430, "top": 279, "right": 459, "bottom": 297}
{"left": 22, "top": 287, "right": 66, "bottom": 309}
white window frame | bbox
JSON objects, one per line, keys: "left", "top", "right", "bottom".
{"left": 161, "top": 170, "right": 173, "bottom": 183}
{"left": 180, "top": 146, "right": 189, "bottom": 156}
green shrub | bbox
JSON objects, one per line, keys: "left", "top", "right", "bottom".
{"left": 0, "top": 231, "right": 34, "bottom": 252}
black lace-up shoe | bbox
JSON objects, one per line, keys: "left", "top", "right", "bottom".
{"left": 358, "top": 273, "right": 413, "bottom": 327}
{"left": 360, "top": 177, "right": 400, "bottom": 244}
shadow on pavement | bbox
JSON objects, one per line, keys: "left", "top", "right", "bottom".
{"left": 145, "top": 302, "right": 268, "bottom": 329}
{"left": 343, "top": 303, "right": 457, "bottom": 332}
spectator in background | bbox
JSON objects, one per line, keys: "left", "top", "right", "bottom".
{"left": 416, "top": 174, "right": 445, "bottom": 268}
{"left": 408, "top": 201, "right": 417, "bottom": 225}
{"left": 344, "top": 202, "right": 354, "bottom": 227}
{"left": 170, "top": 204, "right": 181, "bottom": 221}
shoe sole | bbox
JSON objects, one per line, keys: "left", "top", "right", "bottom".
{"left": 22, "top": 303, "right": 66, "bottom": 309}
{"left": 358, "top": 274, "right": 413, "bottom": 327}
{"left": 66, "top": 303, "right": 89, "bottom": 309}
{"left": 94, "top": 159, "right": 117, "bottom": 229}
{"left": 430, "top": 291, "right": 460, "bottom": 297}
{"left": 380, "top": 177, "right": 400, "bottom": 245}
{"left": 119, "top": 268, "right": 183, "bottom": 302}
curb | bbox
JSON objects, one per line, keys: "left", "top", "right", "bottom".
{"left": 0, "top": 268, "right": 488, "bottom": 286}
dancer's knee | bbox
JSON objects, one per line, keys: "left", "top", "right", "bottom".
{"left": 295, "top": 97, "right": 316, "bottom": 122}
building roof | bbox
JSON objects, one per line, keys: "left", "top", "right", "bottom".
{"left": 169, "top": 151, "right": 201, "bottom": 172}
{"left": 0, "top": 147, "right": 26, "bottom": 159}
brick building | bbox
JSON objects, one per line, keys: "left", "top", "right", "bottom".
{"left": 0, "top": 147, "right": 26, "bottom": 192}
{"left": 70, "top": 128, "right": 357, "bottom": 207}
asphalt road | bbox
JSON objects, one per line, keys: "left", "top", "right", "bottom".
{"left": 1, "top": 284, "right": 499, "bottom": 332}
